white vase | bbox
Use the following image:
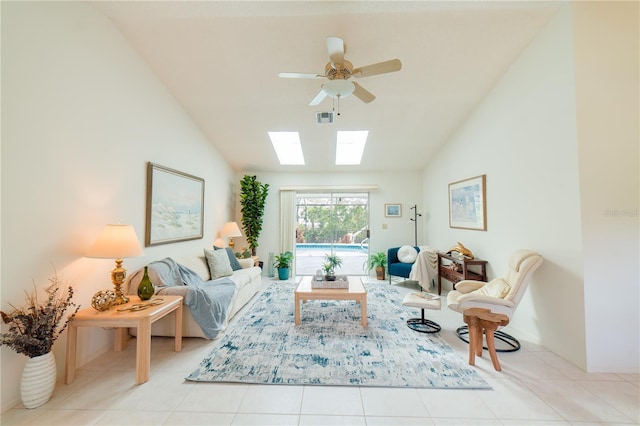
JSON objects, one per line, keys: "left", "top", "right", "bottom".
{"left": 20, "top": 352, "right": 57, "bottom": 409}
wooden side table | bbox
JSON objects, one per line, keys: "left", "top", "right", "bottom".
{"left": 463, "top": 307, "right": 509, "bottom": 371}
{"left": 437, "top": 253, "right": 487, "bottom": 294}
{"left": 65, "top": 295, "right": 183, "bottom": 385}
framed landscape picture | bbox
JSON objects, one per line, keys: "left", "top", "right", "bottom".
{"left": 449, "top": 174, "right": 487, "bottom": 231}
{"left": 385, "top": 203, "right": 402, "bottom": 217}
{"left": 145, "top": 162, "right": 205, "bottom": 246}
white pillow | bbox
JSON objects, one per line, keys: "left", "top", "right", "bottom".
{"left": 204, "top": 248, "right": 233, "bottom": 279}
{"left": 397, "top": 245, "right": 418, "bottom": 263}
{"left": 469, "top": 278, "right": 511, "bottom": 299}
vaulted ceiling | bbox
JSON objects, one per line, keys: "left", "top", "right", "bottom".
{"left": 93, "top": 1, "right": 560, "bottom": 173}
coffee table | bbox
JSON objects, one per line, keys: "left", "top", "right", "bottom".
{"left": 294, "top": 276, "right": 367, "bottom": 327}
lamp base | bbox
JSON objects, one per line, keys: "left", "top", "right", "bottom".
{"left": 113, "top": 287, "right": 129, "bottom": 306}
{"left": 111, "top": 258, "right": 130, "bottom": 305}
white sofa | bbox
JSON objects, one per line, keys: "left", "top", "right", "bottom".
{"left": 125, "top": 255, "right": 261, "bottom": 339}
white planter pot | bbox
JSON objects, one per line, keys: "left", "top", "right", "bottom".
{"left": 20, "top": 352, "right": 56, "bottom": 409}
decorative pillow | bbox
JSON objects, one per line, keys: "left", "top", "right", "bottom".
{"left": 237, "top": 258, "right": 254, "bottom": 269}
{"left": 214, "top": 246, "right": 242, "bottom": 271}
{"left": 470, "top": 278, "right": 511, "bottom": 299}
{"left": 397, "top": 245, "right": 418, "bottom": 263}
{"left": 204, "top": 248, "right": 233, "bottom": 279}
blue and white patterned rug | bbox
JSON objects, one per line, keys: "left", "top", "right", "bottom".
{"left": 186, "top": 280, "right": 490, "bottom": 389}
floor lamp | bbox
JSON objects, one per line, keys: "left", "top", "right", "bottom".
{"left": 410, "top": 205, "right": 422, "bottom": 247}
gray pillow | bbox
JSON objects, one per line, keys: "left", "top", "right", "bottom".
{"left": 215, "top": 246, "right": 242, "bottom": 271}
{"left": 204, "top": 248, "right": 233, "bottom": 279}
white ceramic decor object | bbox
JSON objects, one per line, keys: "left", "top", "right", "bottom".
{"left": 21, "top": 352, "right": 56, "bottom": 409}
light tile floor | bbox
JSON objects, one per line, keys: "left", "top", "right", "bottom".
{"left": 2, "top": 277, "right": 638, "bottom": 425}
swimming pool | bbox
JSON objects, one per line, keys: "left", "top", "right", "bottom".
{"left": 295, "top": 243, "right": 369, "bottom": 275}
{"left": 296, "top": 243, "right": 368, "bottom": 253}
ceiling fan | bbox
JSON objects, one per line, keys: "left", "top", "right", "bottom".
{"left": 279, "top": 36, "right": 402, "bottom": 106}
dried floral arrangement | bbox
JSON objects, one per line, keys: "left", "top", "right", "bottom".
{"left": 0, "top": 273, "right": 80, "bottom": 358}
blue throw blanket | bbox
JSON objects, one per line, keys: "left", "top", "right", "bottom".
{"left": 130, "top": 258, "right": 236, "bottom": 339}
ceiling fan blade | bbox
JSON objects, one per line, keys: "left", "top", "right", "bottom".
{"left": 309, "top": 89, "right": 328, "bottom": 106}
{"left": 352, "top": 59, "right": 402, "bottom": 77}
{"left": 326, "top": 36, "right": 345, "bottom": 66}
{"left": 352, "top": 82, "right": 376, "bottom": 103}
{"left": 279, "top": 72, "right": 324, "bottom": 79}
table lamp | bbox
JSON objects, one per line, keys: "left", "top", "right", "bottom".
{"left": 86, "top": 224, "right": 144, "bottom": 305}
{"left": 221, "top": 221, "right": 242, "bottom": 249}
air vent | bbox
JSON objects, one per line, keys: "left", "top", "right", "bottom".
{"left": 315, "top": 111, "right": 334, "bottom": 124}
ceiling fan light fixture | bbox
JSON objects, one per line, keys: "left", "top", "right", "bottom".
{"left": 322, "top": 80, "right": 355, "bottom": 98}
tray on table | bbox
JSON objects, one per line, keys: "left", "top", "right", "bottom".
{"left": 311, "top": 275, "right": 349, "bottom": 289}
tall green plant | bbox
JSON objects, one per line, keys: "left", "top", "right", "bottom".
{"left": 239, "top": 175, "right": 269, "bottom": 256}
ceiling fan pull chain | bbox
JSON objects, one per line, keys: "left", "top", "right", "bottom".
{"left": 337, "top": 94, "right": 341, "bottom": 116}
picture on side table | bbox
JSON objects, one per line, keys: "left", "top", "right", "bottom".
{"left": 145, "top": 162, "right": 205, "bottom": 246}
{"left": 449, "top": 174, "right": 486, "bottom": 231}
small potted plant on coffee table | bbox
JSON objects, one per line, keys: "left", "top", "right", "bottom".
{"left": 322, "top": 253, "right": 343, "bottom": 281}
{"left": 274, "top": 251, "right": 294, "bottom": 280}
{"left": 365, "top": 251, "right": 388, "bottom": 280}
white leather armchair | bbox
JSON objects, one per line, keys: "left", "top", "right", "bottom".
{"left": 447, "top": 249, "right": 543, "bottom": 351}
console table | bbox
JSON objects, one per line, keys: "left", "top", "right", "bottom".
{"left": 437, "top": 252, "right": 487, "bottom": 294}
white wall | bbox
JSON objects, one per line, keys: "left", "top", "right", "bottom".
{"left": 422, "top": 3, "right": 639, "bottom": 373}
{"left": 423, "top": 5, "right": 585, "bottom": 367}
{"left": 572, "top": 1, "right": 639, "bottom": 373}
{"left": 238, "top": 172, "right": 424, "bottom": 273}
{"left": 1, "top": 2, "right": 236, "bottom": 411}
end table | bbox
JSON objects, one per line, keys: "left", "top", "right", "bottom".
{"left": 65, "top": 295, "right": 183, "bottom": 385}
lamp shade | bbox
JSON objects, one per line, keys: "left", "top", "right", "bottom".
{"left": 221, "top": 221, "right": 242, "bottom": 238}
{"left": 86, "top": 224, "right": 144, "bottom": 259}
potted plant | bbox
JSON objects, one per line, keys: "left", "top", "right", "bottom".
{"left": 322, "top": 253, "right": 343, "bottom": 281}
{"left": 274, "top": 251, "right": 294, "bottom": 280}
{"left": 239, "top": 175, "right": 269, "bottom": 256}
{"left": 0, "top": 272, "right": 80, "bottom": 408}
{"left": 365, "top": 251, "right": 388, "bottom": 280}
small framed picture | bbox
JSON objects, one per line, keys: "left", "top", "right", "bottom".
{"left": 385, "top": 204, "right": 402, "bottom": 217}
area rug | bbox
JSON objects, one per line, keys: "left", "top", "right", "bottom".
{"left": 186, "top": 280, "right": 490, "bottom": 389}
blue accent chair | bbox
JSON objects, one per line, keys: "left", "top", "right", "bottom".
{"left": 387, "top": 246, "right": 420, "bottom": 284}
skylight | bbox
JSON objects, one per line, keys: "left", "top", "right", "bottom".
{"left": 336, "top": 131, "right": 368, "bottom": 165}
{"left": 268, "top": 131, "right": 305, "bottom": 165}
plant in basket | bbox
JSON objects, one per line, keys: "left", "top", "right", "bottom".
{"left": 365, "top": 251, "right": 388, "bottom": 280}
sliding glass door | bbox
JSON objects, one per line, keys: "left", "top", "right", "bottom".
{"left": 295, "top": 192, "right": 369, "bottom": 275}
